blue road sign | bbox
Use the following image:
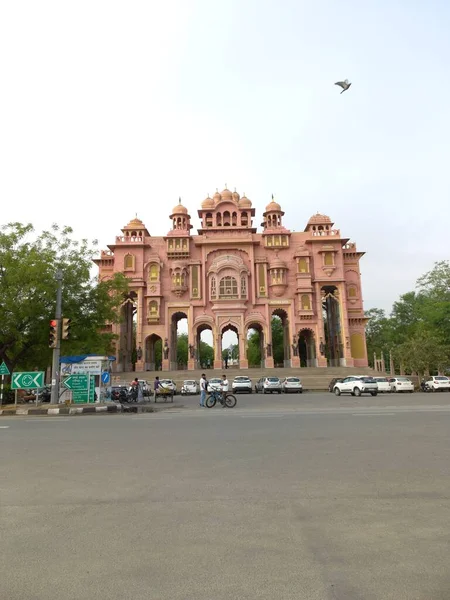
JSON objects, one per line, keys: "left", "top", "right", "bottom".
{"left": 101, "top": 371, "right": 110, "bottom": 384}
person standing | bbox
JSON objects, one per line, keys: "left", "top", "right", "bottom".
{"left": 199, "top": 373, "right": 207, "bottom": 407}
{"left": 220, "top": 374, "right": 229, "bottom": 406}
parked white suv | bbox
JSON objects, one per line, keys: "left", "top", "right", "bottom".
{"left": 425, "top": 376, "right": 450, "bottom": 392}
{"left": 334, "top": 376, "right": 378, "bottom": 397}
{"left": 232, "top": 376, "right": 252, "bottom": 394}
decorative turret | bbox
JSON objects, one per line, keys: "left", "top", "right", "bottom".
{"left": 261, "top": 195, "right": 285, "bottom": 229}
{"left": 261, "top": 195, "right": 290, "bottom": 248}
{"left": 121, "top": 216, "right": 150, "bottom": 239}
{"left": 169, "top": 198, "right": 192, "bottom": 233}
{"left": 165, "top": 198, "right": 191, "bottom": 258}
{"left": 305, "top": 213, "right": 334, "bottom": 235}
{"left": 197, "top": 186, "right": 256, "bottom": 233}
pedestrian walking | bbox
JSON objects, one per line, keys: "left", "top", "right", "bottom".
{"left": 199, "top": 373, "right": 207, "bottom": 407}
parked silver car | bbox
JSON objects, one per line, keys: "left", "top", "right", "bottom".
{"left": 255, "top": 377, "right": 282, "bottom": 394}
{"left": 281, "top": 376, "right": 303, "bottom": 394}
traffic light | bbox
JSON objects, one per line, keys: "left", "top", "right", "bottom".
{"left": 61, "top": 318, "right": 71, "bottom": 340}
{"left": 49, "top": 319, "right": 59, "bottom": 348}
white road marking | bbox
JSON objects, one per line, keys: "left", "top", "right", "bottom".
{"left": 0, "top": 425, "right": 10, "bottom": 429}
{"left": 352, "top": 413, "right": 396, "bottom": 416}
{"left": 24, "top": 418, "right": 73, "bottom": 422}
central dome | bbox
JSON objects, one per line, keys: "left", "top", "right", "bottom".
{"left": 220, "top": 187, "right": 233, "bottom": 201}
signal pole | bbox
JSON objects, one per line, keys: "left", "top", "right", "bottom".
{"left": 50, "top": 271, "right": 63, "bottom": 405}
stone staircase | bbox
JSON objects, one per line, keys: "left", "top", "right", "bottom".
{"left": 114, "top": 366, "right": 380, "bottom": 391}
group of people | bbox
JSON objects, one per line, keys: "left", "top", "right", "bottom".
{"left": 130, "top": 375, "right": 230, "bottom": 405}
{"left": 199, "top": 373, "right": 228, "bottom": 407}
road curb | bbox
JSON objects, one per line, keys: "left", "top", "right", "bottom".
{"left": 0, "top": 403, "right": 184, "bottom": 417}
{"left": 0, "top": 404, "right": 122, "bottom": 417}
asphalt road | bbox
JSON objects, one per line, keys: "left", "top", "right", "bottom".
{"left": 2, "top": 393, "right": 450, "bottom": 600}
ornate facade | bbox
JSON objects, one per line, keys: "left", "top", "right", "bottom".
{"left": 94, "top": 188, "right": 368, "bottom": 372}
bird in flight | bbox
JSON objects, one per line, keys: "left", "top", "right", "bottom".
{"left": 335, "top": 79, "right": 351, "bottom": 94}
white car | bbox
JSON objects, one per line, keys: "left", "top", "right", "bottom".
{"left": 180, "top": 380, "right": 199, "bottom": 395}
{"left": 207, "top": 378, "right": 222, "bottom": 392}
{"left": 388, "top": 377, "right": 414, "bottom": 393}
{"left": 425, "top": 376, "right": 450, "bottom": 392}
{"left": 373, "top": 377, "right": 391, "bottom": 393}
{"left": 334, "top": 376, "right": 378, "bottom": 397}
{"left": 159, "top": 379, "right": 177, "bottom": 394}
{"left": 232, "top": 376, "right": 252, "bottom": 394}
{"left": 281, "top": 377, "right": 303, "bottom": 394}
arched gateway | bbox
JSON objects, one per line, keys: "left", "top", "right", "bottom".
{"left": 94, "top": 189, "right": 369, "bottom": 371}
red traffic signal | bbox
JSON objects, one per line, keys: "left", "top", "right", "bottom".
{"left": 49, "top": 319, "right": 59, "bottom": 348}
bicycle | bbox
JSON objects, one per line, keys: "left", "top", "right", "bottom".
{"left": 205, "top": 389, "right": 237, "bottom": 408}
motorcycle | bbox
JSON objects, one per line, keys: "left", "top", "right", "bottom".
{"left": 111, "top": 387, "right": 129, "bottom": 402}
{"left": 420, "top": 381, "right": 431, "bottom": 393}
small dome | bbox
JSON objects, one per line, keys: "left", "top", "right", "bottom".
{"left": 201, "top": 195, "right": 214, "bottom": 209}
{"left": 265, "top": 200, "right": 281, "bottom": 212}
{"left": 307, "top": 213, "right": 332, "bottom": 225}
{"left": 172, "top": 202, "right": 188, "bottom": 215}
{"left": 232, "top": 190, "right": 240, "bottom": 202}
{"left": 220, "top": 187, "right": 233, "bottom": 201}
{"left": 239, "top": 195, "right": 252, "bottom": 208}
{"left": 213, "top": 190, "right": 222, "bottom": 204}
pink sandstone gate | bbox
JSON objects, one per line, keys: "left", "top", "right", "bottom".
{"left": 94, "top": 188, "right": 368, "bottom": 372}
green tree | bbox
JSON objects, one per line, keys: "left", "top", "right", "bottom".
{"left": 199, "top": 340, "right": 213, "bottom": 366}
{"left": 271, "top": 317, "right": 284, "bottom": 365}
{"left": 0, "top": 222, "right": 128, "bottom": 371}
{"left": 394, "top": 330, "right": 449, "bottom": 377}
{"left": 247, "top": 330, "right": 261, "bottom": 366}
{"left": 176, "top": 333, "right": 188, "bottom": 367}
{"left": 416, "top": 261, "right": 450, "bottom": 345}
{"left": 365, "top": 308, "right": 394, "bottom": 366}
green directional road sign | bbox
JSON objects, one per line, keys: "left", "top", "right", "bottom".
{"left": 63, "top": 374, "right": 95, "bottom": 403}
{"left": 64, "top": 374, "right": 89, "bottom": 391}
{"left": 11, "top": 372, "right": 45, "bottom": 389}
{"left": 0, "top": 362, "right": 10, "bottom": 376}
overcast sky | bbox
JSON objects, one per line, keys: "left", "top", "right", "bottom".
{"left": 1, "top": 0, "right": 449, "bottom": 316}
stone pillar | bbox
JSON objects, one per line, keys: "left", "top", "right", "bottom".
{"left": 170, "top": 319, "right": 177, "bottom": 370}
{"left": 135, "top": 288, "right": 145, "bottom": 371}
{"left": 265, "top": 324, "right": 274, "bottom": 369}
{"left": 187, "top": 310, "right": 195, "bottom": 371}
{"left": 337, "top": 283, "right": 354, "bottom": 368}
{"left": 239, "top": 333, "right": 248, "bottom": 369}
{"left": 213, "top": 331, "right": 222, "bottom": 370}
{"left": 314, "top": 283, "right": 327, "bottom": 367}
{"left": 389, "top": 351, "right": 395, "bottom": 376}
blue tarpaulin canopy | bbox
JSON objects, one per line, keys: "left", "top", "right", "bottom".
{"left": 60, "top": 355, "right": 116, "bottom": 364}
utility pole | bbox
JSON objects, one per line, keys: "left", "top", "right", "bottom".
{"left": 50, "top": 271, "right": 63, "bottom": 404}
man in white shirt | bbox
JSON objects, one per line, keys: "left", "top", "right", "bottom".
{"left": 220, "top": 374, "right": 229, "bottom": 406}
{"left": 199, "top": 373, "right": 207, "bottom": 407}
